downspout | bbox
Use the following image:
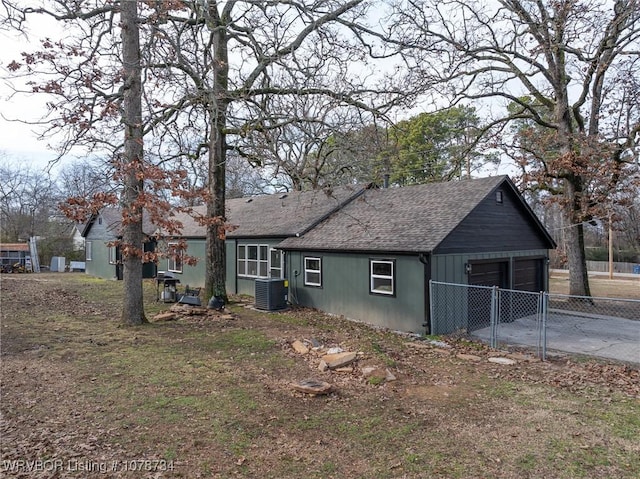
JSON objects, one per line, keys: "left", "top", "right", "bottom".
{"left": 234, "top": 239, "right": 238, "bottom": 294}
{"left": 419, "top": 252, "right": 431, "bottom": 335}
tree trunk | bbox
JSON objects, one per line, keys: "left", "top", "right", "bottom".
{"left": 204, "top": 15, "right": 229, "bottom": 302}
{"left": 562, "top": 177, "right": 591, "bottom": 297}
{"left": 120, "top": 0, "right": 146, "bottom": 325}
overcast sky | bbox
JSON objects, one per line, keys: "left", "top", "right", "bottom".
{"left": 0, "top": 15, "right": 66, "bottom": 172}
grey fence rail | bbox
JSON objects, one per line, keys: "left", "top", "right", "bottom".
{"left": 429, "top": 280, "right": 640, "bottom": 360}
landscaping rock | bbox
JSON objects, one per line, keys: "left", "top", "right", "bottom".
{"left": 291, "top": 340, "right": 309, "bottom": 355}
{"left": 152, "top": 312, "right": 178, "bottom": 322}
{"left": 318, "top": 360, "right": 329, "bottom": 372}
{"left": 321, "top": 351, "right": 357, "bottom": 369}
{"left": 290, "top": 379, "right": 333, "bottom": 395}
{"left": 488, "top": 357, "right": 517, "bottom": 365}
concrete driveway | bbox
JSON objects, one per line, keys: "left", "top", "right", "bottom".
{"left": 472, "top": 312, "right": 640, "bottom": 365}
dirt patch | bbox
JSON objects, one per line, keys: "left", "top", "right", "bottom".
{"left": 2, "top": 273, "right": 639, "bottom": 479}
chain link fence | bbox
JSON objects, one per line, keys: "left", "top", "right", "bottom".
{"left": 429, "top": 280, "right": 640, "bottom": 360}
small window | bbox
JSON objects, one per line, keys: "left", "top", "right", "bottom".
{"left": 370, "top": 259, "right": 395, "bottom": 295}
{"left": 168, "top": 242, "right": 183, "bottom": 273}
{"left": 496, "top": 190, "right": 503, "bottom": 204}
{"left": 304, "top": 257, "right": 322, "bottom": 287}
{"left": 108, "top": 246, "right": 117, "bottom": 265}
{"left": 85, "top": 241, "right": 93, "bottom": 261}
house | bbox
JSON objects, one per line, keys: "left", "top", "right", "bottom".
{"left": 157, "top": 175, "right": 555, "bottom": 334}
{"left": 81, "top": 208, "right": 158, "bottom": 280}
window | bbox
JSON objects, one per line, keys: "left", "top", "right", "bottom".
{"left": 237, "top": 244, "right": 269, "bottom": 278}
{"left": 304, "top": 257, "right": 322, "bottom": 287}
{"left": 85, "top": 241, "right": 93, "bottom": 261}
{"left": 108, "top": 246, "right": 117, "bottom": 265}
{"left": 370, "top": 259, "right": 395, "bottom": 295}
{"left": 168, "top": 243, "right": 183, "bottom": 273}
{"left": 269, "top": 249, "right": 283, "bottom": 278}
{"left": 496, "top": 190, "right": 504, "bottom": 204}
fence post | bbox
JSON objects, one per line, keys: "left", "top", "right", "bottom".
{"left": 428, "top": 279, "right": 435, "bottom": 335}
{"left": 489, "top": 286, "right": 498, "bottom": 349}
{"left": 541, "top": 291, "right": 548, "bottom": 361}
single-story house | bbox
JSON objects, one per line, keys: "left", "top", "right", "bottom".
{"left": 151, "top": 175, "right": 555, "bottom": 334}
{"left": 81, "top": 208, "right": 158, "bottom": 280}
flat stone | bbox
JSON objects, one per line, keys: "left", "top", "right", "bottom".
{"left": 457, "top": 353, "right": 482, "bottom": 362}
{"left": 385, "top": 369, "right": 397, "bottom": 382}
{"left": 318, "top": 360, "right": 329, "bottom": 372}
{"left": 291, "top": 340, "right": 309, "bottom": 355}
{"left": 488, "top": 357, "right": 517, "bottom": 365}
{"left": 291, "top": 379, "right": 333, "bottom": 395}
{"left": 321, "top": 351, "right": 357, "bottom": 369}
{"left": 153, "top": 312, "right": 178, "bottom": 322}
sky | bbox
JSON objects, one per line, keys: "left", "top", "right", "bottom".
{"left": 0, "top": 15, "right": 67, "bottom": 173}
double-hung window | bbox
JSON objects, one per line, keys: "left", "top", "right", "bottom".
{"left": 85, "top": 241, "right": 93, "bottom": 261}
{"left": 370, "top": 259, "right": 395, "bottom": 295}
{"left": 304, "top": 257, "right": 322, "bottom": 287}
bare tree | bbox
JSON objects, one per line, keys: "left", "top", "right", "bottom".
{"left": 386, "top": 0, "right": 640, "bottom": 296}
{"left": 3, "top": 1, "right": 195, "bottom": 324}
{"left": 144, "top": 1, "right": 402, "bottom": 300}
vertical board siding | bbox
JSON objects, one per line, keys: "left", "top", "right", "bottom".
{"left": 287, "top": 251, "right": 426, "bottom": 333}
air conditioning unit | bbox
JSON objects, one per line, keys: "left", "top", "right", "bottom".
{"left": 254, "top": 278, "right": 288, "bottom": 311}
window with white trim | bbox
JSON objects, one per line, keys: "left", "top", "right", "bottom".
{"left": 269, "top": 249, "right": 284, "bottom": 278}
{"left": 108, "top": 246, "right": 117, "bottom": 265}
{"left": 168, "top": 243, "right": 183, "bottom": 273}
{"left": 85, "top": 241, "right": 93, "bottom": 261}
{"left": 304, "top": 257, "right": 322, "bottom": 287}
{"left": 237, "top": 244, "right": 269, "bottom": 278}
{"left": 370, "top": 259, "right": 394, "bottom": 295}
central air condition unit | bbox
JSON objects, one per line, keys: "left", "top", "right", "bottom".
{"left": 254, "top": 278, "right": 288, "bottom": 311}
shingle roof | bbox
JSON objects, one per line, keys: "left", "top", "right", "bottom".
{"left": 277, "top": 175, "right": 509, "bottom": 253}
{"left": 168, "top": 184, "right": 365, "bottom": 238}
{"left": 82, "top": 207, "right": 159, "bottom": 237}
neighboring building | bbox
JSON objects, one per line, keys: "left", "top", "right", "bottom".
{"left": 81, "top": 208, "right": 157, "bottom": 280}
{"left": 85, "top": 176, "right": 556, "bottom": 334}
{"left": 0, "top": 243, "right": 30, "bottom": 271}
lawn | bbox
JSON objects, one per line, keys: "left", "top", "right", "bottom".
{"left": 1, "top": 273, "right": 639, "bottom": 478}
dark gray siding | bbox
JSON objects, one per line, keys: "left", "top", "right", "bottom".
{"left": 435, "top": 187, "right": 551, "bottom": 254}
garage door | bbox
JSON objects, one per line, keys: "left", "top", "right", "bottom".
{"left": 467, "top": 261, "right": 509, "bottom": 331}
{"left": 468, "top": 261, "right": 509, "bottom": 288}
{"left": 514, "top": 258, "right": 543, "bottom": 292}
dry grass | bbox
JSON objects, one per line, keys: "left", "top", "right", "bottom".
{"left": 1, "top": 273, "right": 639, "bottom": 479}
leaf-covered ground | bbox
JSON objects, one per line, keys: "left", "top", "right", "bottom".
{"left": 1, "top": 273, "right": 639, "bottom": 478}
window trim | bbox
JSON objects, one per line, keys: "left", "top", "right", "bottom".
{"left": 85, "top": 241, "right": 93, "bottom": 261}
{"left": 167, "top": 242, "right": 183, "bottom": 273}
{"left": 304, "top": 256, "right": 322, "bottom": 287}
{"left": 370, "top": 259, "right": 395, "bottom": 296}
